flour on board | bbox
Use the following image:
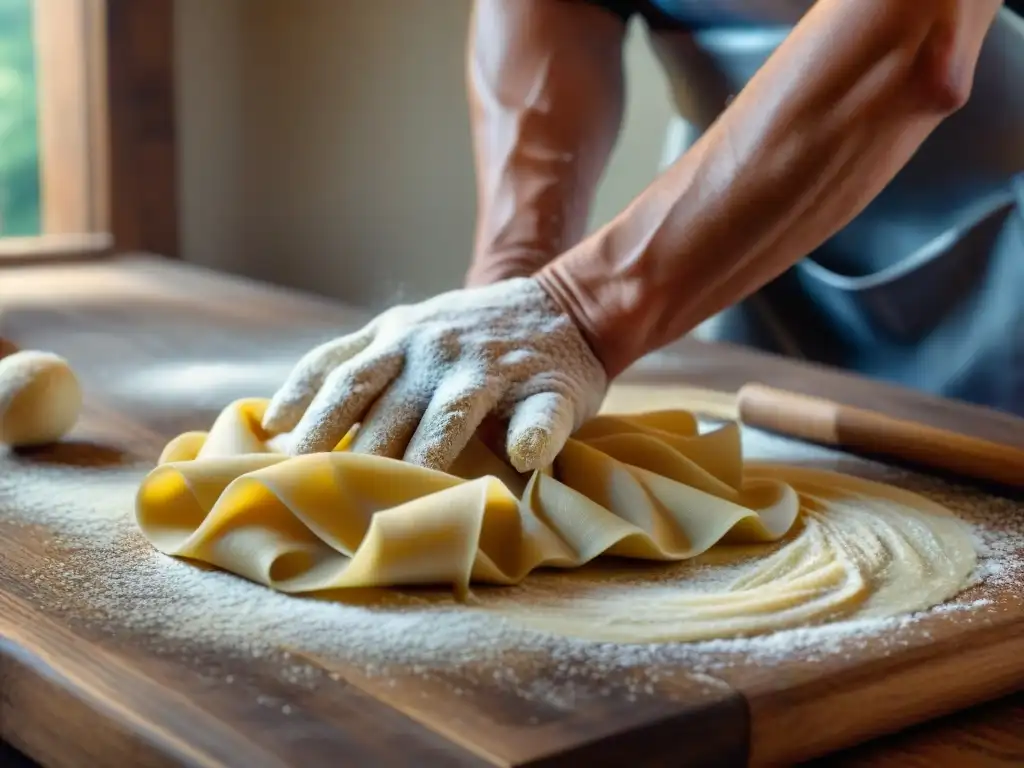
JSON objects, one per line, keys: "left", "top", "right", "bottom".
{"left": 1, "top": 423, "right": 1020, "bottom": 701}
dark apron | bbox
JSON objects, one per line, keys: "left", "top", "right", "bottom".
{"left": 645, "top": 5, "right": 1024, "bottom": 415}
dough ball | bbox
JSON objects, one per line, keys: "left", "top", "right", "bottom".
{"left": 0, "top": 350, "right": 82, "bottom": 447}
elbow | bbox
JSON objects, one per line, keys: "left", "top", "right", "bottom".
{"left": 915, "top": 47, "right": 973, "bottom": 114}
{"left": 927, "top": 77, "right": 971, "bottom": 114}
{"left": 909, "top": 12, "right": 980, "bottom": 114}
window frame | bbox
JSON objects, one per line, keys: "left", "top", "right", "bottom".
{"left": 2, "top": 0, "right": 178, "bottom": 260}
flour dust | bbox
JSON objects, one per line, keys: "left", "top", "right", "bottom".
{"left": 1, "top": 423, "right": 1021, "bottom": 705}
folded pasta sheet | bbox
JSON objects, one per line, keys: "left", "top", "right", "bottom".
{"left": 136, "top": 399, "right": 800, "bottom": 597}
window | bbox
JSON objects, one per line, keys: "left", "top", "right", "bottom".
{"left": 0, "top": 0, "right": 40, "bottom": 238}
{"left": 0, "top": 0, "right": 177, "bottom": 260}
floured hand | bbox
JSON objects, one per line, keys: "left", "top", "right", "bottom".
{"left": 262, "top": 278, "right": 608, "bottom": 473}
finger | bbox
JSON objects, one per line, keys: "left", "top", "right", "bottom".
{"left": 262, "top": 324, "right": 378, "bottom": 434}
{"left": 289, "top": 345, "right": 404, "bottom": 454}
{"left": 348, "top": 375, "right": 431, "bottom": 460}
{"left": 403, "top": 373, "right": 501, "bottom": 472}
{"left": 506, "top": 392, "right": 575, "bottom": 473}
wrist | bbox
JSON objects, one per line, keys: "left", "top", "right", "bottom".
{"left": 464, "top": 247, "right": 557, "bottom": 288}
{"left": 534, "top": 238, "right": 643, "bottom": 381}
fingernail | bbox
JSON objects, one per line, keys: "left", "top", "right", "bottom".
{"left": 508, "top": 448, "right": 539, "bottom": 474}
{"left": 508, "top": 454, "right": 534, "bottom": 473}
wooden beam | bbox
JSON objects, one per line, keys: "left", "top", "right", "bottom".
{"left": 103, "top": 0, "right": 179, "bottom": 257}
{"left": 32, "top": 0, "right": 99, "bottom": 235}
{"left": 85, "top": 0, "right": 111, "bottom": 235}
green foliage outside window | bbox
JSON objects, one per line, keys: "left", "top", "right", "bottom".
{"left": 0, "top": 0, "right": 40, "bottom": 237}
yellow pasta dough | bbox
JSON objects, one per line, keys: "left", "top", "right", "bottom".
{"left": 0, "top": 350, "right": 81, "bottom": 447}
{"left": 135, "top": 398, "right": 977, "bottom": 642}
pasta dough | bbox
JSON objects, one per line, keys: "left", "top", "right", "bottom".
{"left": 135, "top": 398, "right": 976, "bottom": 642}
{"left": 0, "top": 350, "right": 81, "bottom": 447}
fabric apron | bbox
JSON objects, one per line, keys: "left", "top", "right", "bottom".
{"left": 646, "top": 4, "right": 1024, "bottom": 416}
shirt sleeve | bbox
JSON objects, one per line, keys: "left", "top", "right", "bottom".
{"left": 573, "top": 0, "right": 636, "bottom": 23}
{"left": 574, "top": 0, "right": 685, "bottom": 31}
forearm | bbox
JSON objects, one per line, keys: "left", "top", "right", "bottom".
{"left": 537, "top": 0, "right": 1002, "bottom": 376}
{"left": 465, "top": 0, "right": 626, "bottom": 286}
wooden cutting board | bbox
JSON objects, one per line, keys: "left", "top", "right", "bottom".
{"left": 2, "top": 256, "right": 1024, "bottom": 767}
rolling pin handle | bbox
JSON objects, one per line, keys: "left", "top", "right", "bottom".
{"left": 737, "top": 383, "right": 1024, "bottom": 488}
{"left": 736, "top": 384, "right": 842, "bottom": 446}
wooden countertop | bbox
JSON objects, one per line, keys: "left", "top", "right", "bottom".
{"left": 1, "top": 254, "right": 1022, "bottom": 767}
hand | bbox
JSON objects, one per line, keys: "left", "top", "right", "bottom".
{"left": 262, "top": 277, "right": 608, "bottom": 473}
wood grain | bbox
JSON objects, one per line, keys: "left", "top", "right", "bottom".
{"left": 296, "top": 652, "right": 747, "bottom": 767}
{"left": 821, "top": 692, "right": 1024, "bottom": 767}
{"left": 2, "top": 255, "right": 1024, "bottom": 767}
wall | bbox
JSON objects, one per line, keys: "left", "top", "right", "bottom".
{"left": 175, "top": 0, "right": 674, "bottom": 308}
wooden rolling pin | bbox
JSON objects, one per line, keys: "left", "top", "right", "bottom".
{"left": 675, "top": 383, "right": 1024, "bottom": 488}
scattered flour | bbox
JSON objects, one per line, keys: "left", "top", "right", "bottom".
{"left": 1, "top": 422, "right": 1020, "bottom": 701}
{"left": 931, "top": 598, "right": 995, "bottom": 613}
